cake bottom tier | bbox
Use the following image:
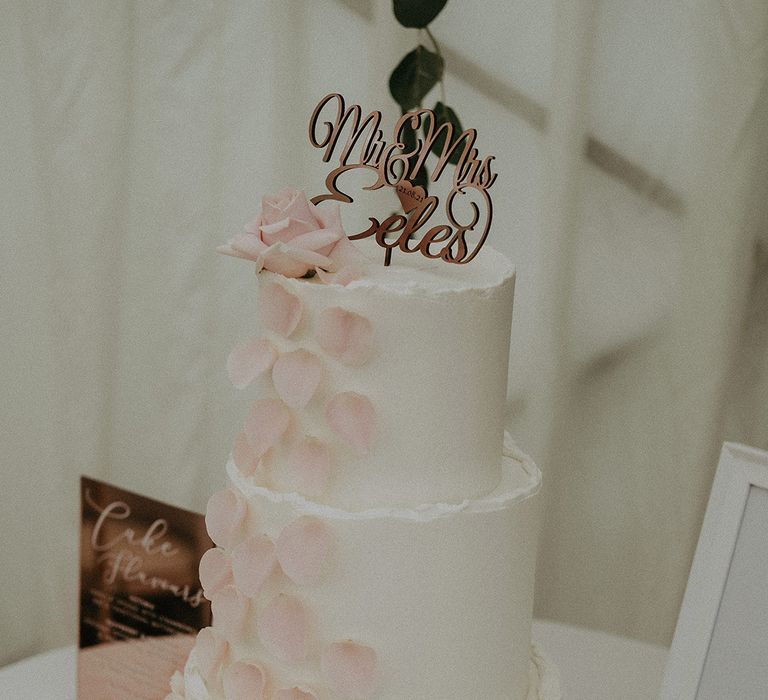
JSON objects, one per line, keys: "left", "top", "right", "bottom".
{"left": 174, "top": 642, "right": 561, "bottom": 700}
{"left": 180, "top": 437, "right": 544, "bottom": 699}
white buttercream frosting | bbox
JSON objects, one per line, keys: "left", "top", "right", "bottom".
{"left": 256, "top": 246, "right": 516, "bottom": 510}
{"left": 228, "top": 434, "right": 540, "bottom": 521}
{"left": 180, "top": 642, "right": 561, "bottom": 700}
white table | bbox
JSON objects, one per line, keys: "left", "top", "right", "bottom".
{"left": 0, "top": 621, "right": 668, "bottom": 699}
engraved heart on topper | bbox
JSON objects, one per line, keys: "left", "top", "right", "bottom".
{"left": 395, "top": 180, "right": 426, "bottom": 214}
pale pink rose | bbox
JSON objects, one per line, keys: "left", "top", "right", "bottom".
{"left": 218, "top": 187, "right": 356, "bottom": 278}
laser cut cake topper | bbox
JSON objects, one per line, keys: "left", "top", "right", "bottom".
{"left": 308, "top": 93, "right": 497, "bottom": 266}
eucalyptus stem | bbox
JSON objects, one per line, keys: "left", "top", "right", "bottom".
{"left": 424, "top": 26, "right": 447, "bottom": 104}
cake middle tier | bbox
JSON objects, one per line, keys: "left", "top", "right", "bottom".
{"left": 195, "top": 436, "right": 541, "bottom": 700}
{"left": 250, "top": 247, "right": 516, "bottom": 510}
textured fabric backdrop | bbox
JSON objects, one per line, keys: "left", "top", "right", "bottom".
{"left": 2, "top": 0, "right": 767, "bottom": 664}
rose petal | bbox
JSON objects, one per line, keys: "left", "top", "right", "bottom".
{"left": 211, "top": 587, "right": 250, "bottom": 641}
{"left": 231, "top": 534, "right": 277, "bottom": 598}
{"left": 262, "top": 189, "right": 316, "bottom": 229}
{"left": 325, "top": 392, "right": 376, "bottom": 454}
{"left": 272, "top": 349, "right": 323, "bottom": 408}
{"left": 316, "top": 308, "right": 372, "bottom": 366}
{"left": 315, "top": 264, "right": 364, "bottom": 286}
{"left": 232, "top": 430, "right": 260, "bottom": 477}
{"left": 327, "top": 235, "right": 369, "bottom": 267}
{"left": 205, "top": 488, "right": 247, "bottom": 548}
{"left": 321, "top": 641, "right": 378, "bottom": 698}
{"left": 257, "top": 594, "right": 311, "bottom": 663}
{"left": 244, "top": 398, "right": 291, "bottom": 460}
{"left": 258, "top": 245, "right": 313, "bottom": 277}
{"left": 244, "top": 213, "right": 262, "bottom": 235}
{"left": 284, "top": 437, "right": 333, "bottom": 497}
{"left": 192, "top": 627, "right": 228, "bottom": 683}
{"left": 228, "top": 232, "right": 269, "bottom": 260}
{"left": 227, "top": 338, "right": 278, "bottom": 389}
{"left": 261, "top": 242, "right": 334, "bottom": 275}
{"left": 274, "top": 688, "right": 319, "bottom": 700}
{"left": 222, "top": 661, "right": 269, "bottom": 700}
{"left": 276, "top": 517, "right": 331, "bottom": 586}
{"left": 310, "top": 201, "right": 342, "bottom": 231}
{"left": 259, "top": 282, "right": 302, "bottom": 337}
{"left": 290, "top": 227, "right": 344, "bottom": 253}
{"left": 199, "top": 547, "right": 233, "bottom": 600}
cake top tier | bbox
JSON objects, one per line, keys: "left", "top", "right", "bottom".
{"left": 224, "top": 242, "right": 516, "bottom": 511}
{"left": 318, "top": 243, "right": 514, "bottom": 294}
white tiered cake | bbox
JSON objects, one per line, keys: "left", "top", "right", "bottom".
{"left": 167, "top": 193, "right": 558, "bottom": 699}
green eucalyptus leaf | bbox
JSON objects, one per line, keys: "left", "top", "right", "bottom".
{"left": 424, "top": 102, "right": 464, "bottom": 165}
{"left": 389, "top": 45, "right": 444, "bottom": 112}
{"left": 393, "top": 0, "right": 448, "bottom": 28}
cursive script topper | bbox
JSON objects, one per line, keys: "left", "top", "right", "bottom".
{"left": 308, "top": 93, "right": 497, "bottom": 266}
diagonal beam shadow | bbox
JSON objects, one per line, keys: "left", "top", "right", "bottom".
{"left": 442, "top": 45, "right": 686, "bottom": 216}
{"left": 338, "top": 0, "right": 685, "bottom": 216}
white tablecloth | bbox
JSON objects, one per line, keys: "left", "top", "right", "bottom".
{"left": 0, "top": 620, "right": 668, "bottom": 699}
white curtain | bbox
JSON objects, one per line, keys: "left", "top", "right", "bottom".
{"left": 2, "top": 0, "right": 767, "bottom": 664}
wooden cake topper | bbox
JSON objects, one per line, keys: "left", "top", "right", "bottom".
{"left": 308, "top": 93, "right": 497, "bottom": 266}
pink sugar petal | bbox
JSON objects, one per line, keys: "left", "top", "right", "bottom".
{"left": 231, "top": 534, "right": 277, "bottom": 598}
{"left": 199, "top": 547, "right": 233, "bottom": 600}
{"left": 244, "top": 398, "right": 291, "bottom": 460}
{"left": 227, "top": 338, "right": 278, "bottom": 389}
{"left": 272, "top": 349, "right": 323, "bottom": 408}
{"left": 193, "top": 627, "right": 229, "bottom": 682}
{"left": 315, "top": 264, "right": 364, "bottom": 286}
{"left": 325, "top": 392, "right": 376, "bottom": 454}
{"left": 222, "top": 661, "right": 269, "bottom": 700}
{"left": 259, "top": 282, "right": 302, "bottom": 337}
{"left": 232, "top": 431, "right": 260, "bottom": 477}
{"left": 321, "top": 641, "right": 378, "bottom": 698}
{"left": 257, "top": 594, "right": 311, "bottom": 663}
{"left": 205, "top": 488, "right": 247, "bottom": 548}
{"left": 284, "top": 437, "right": 333, "bottom": 497}
{"left": 211, "top": 587, "right": 250, "bottom": 641}
{"left": 276, "top": 517, "right": 331, "bottom": 586}
{"left": 274, "top": 688, "right": 319, "bottom": 700}
{"left": 316, "top": 308, "right": 373, "bottom": 366}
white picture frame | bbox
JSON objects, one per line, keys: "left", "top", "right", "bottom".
{"left": 661, "top": 441, "right": 768, "bottom": 699}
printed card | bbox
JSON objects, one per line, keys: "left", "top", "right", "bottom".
{"left": 78, "top": 477, "right": 212, "bottom": 699}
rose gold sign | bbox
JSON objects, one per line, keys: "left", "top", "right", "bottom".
{"left": 78, "top": 477, "right": 212, "bottom": 699}
{"left": 309, "top": 92, "right": 497, "bottom": 266}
